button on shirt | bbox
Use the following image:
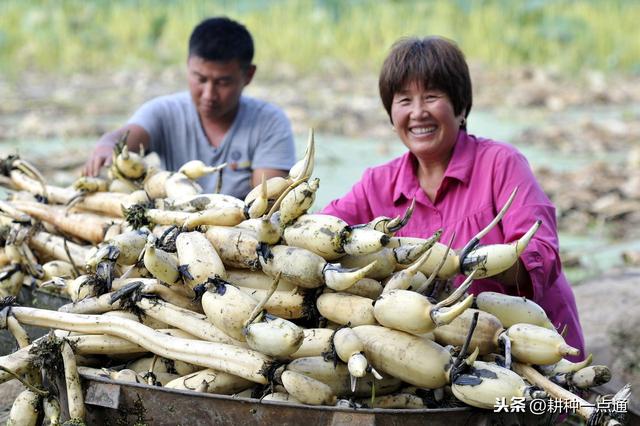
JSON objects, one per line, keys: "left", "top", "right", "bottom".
{"left": 322, "top": 131, "right": 585, "bottom": 360}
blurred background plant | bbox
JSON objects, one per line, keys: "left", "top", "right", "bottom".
{"left": 1, "top": 0, "right": 639, "bottom": 77}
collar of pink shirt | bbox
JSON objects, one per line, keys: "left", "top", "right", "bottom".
{"left": 392, "top": 130, "right": 476, "bottom": 206}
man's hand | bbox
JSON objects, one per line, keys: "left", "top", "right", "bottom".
{"left": 82, "top": 144, "right": 114, "bottom": 177}
{"left": 251, "top": 168, "right": 288, "bottom": 188}
{"left": 82, "top": 125, "right": 151, "bottom": 177}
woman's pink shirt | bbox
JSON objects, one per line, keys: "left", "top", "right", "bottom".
{"left": 322, "top": 131, "right": 585, "bottom": 360}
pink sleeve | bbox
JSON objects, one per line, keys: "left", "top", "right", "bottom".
{"left": 320, "top": 168, "right": 375, "bottom": 225}
{"left": 492, "top": 150, "right": 562, "bottom": 303}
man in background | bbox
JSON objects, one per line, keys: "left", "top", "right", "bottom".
{"left": 83, "top": 16, "right": 296, "bottom": 199}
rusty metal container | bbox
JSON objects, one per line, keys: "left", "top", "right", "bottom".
{"left": 5, "top": 287, "right": 633, "bottom": 425}
{"left": 0, "top": 286, "right": 69, "bottom": 355}
{"left": 53, "top": 375, "right": 557, "bottom": 426}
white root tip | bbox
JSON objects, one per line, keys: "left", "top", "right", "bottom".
{"left": 324, "top": 260, "right": 377, "bottom": 291}
{"left": 516, "top": 219, "right": 542, "bottom": 256}
{"left": 289, "top": 128, "right": 315, "bottom": 180}
{"left": 209, "top": 162, "right": 227, "bottom": 174}
{"left": 464, "top": 347, "right": 480, "bottom": 366}
{"left": 303, "top": 128, "right": 316, "bottom": 180}
{"left": 432, "top": 294, "right": 474, "bottom": 326}
{"left": 580, "top": 353, "right": 594, "bottom": 368}
{"left": 383, "top": 198, "right": 416, "bottom": 234}
{"left": 371, "top": 367, "right": 383, "bottom": 380}
{"left": 350, "top": 375, "right": 357, "bottom": 393}
{"left": 469, "top": 187, "right": 518, "bottom": 243}
{"left": 436, "top": 268, "right": 477, "bottom": 308}
{"left": 260, "top": 173, "right": 267, "bottom": 197}
{"left": 405, "top": 245, "right": 432, "bottom": 274}
{"left": 558, "top": 343, "right": 581, "bottom": 357}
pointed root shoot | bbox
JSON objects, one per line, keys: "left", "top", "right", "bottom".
{"left": 458, "top": 187, "right": 519, "bottom": 261}
{"left": 431, "top": 294, "right": 474, "bottom": 327}
{"left": 243, "top": 272, "right": 281, "bottom": 329}
{"left": 324, "top": 261, "right": 377, "bottom": 291}
{"left": 436, "top": 267, "right": 478, "bottom": 308}
{"left": 515, "top": 219, "right": 542, "bottom": 256}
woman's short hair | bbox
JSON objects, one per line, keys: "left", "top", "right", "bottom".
{"left": 378, "top": 36, "right": 472, "bottom": 124}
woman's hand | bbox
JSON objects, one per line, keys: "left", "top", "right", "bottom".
{"left": 491, "top": 259, "right": 533, "bottom": 299}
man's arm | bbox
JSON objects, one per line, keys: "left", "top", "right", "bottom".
{"left": 251, "top": 168, "right": 288, "bottom": 188}
{"left": 246, "top": 102, "right": 296, "bottom": 193}
{"left": 82, "top": 124, "right": 151, "bottom": 177}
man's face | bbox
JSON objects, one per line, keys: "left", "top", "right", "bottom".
{"left": 187, "top": 56, "right": 255, "bottom": 122}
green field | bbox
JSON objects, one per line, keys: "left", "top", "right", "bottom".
{"left": 1, "top": 0, "right": 639, "bottom": 77}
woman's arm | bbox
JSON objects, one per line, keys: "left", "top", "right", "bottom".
{"left": 491, "top": 149, "right": 563, "bottom": 303}
{"left": 492, "top": 259, "right": 534, "bottom": 299}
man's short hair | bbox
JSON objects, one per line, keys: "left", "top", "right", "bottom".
{"left": 378, "top": 36, "right": 472, "bottom": 125}
{"left": 189, "top": 17, "right": 254, "bottom": 69}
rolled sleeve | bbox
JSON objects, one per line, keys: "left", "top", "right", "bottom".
{"left": 127, "top": 98, "right": 166, "bottom": 153}
{"left": 491, "top": 149, "right": 564, "bottom": 303}
{"left": 519, "top": 236, "right": 561, "bottom": 303}
{"left": 251, "top": 107, "right": 296, "bottom": 171}
{"left": 500, "top": 202, "right": 563, "bottom": 304}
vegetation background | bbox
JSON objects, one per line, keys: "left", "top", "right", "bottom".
{"left": 1, "top": 0, "right": 639, "bottom": 76}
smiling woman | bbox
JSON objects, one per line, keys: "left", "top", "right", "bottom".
{"left": 377, "top": 37, "right": 472, "bottom": 201}
{"left": 321, "top": 36, "right": 586, "bottom": 362}
{"left": 390, "top": 82, "right": 463, "bottom": 200}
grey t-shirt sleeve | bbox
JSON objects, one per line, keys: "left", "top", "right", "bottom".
{"left": 127, "top": 97, "right": 167, "bottom": 154}
{"left": 250, "top": 105, "right": 296, "bottom": 171}
{"left": 122, "top": 93, "right": 295, "bottom": 199}
{"left": 125, "top": 93, "right": 197, "bottom": 171}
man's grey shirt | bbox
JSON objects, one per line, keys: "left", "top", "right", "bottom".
{"left": 128, "top": 92, "right": 296, "bottom": 199}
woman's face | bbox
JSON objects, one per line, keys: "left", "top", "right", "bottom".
{"left": 391, "top": 81, "right": 464, "bottom": 162}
